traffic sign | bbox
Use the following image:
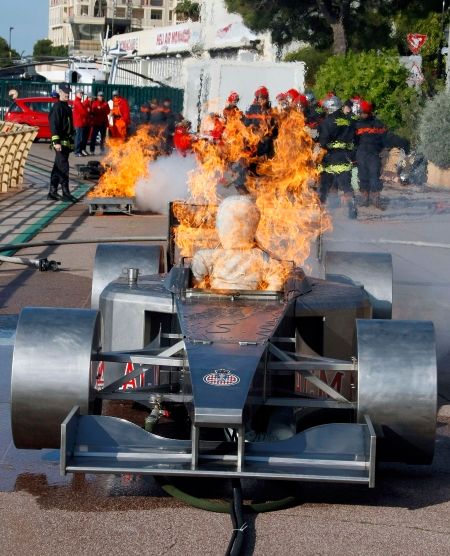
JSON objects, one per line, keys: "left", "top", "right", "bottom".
{"left": 407, "top": 62, "right": 425, "bottom": 87}
{"left": 407, "top": 33, "right": 428, "bottom": 54}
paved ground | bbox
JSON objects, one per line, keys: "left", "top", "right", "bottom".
{"left": 1, "top": 143, "right": 450, "bottom": 555}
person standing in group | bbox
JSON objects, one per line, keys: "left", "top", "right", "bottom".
{"left": 140, "top": 97, "right": 157, "bottom": 124}
{"left": 355, "top": 100, "right": 409, "bottom": 209}
{"left": 140, "top": 99, "right": 151, "bottom": 124}
{"left": 89, "top": 91, "right": 110, "bottom": 155}
{"left": 148, "top": 97, "right": 177, "bottom": 154}
{"left": 73, "top": 88, "right": 90, "bottom": 157}
{"left": 8, "top": 89, "right": 19, "bottom": 107}
{"left": 318, "top": 96, "right": 357, "bottom": 218}
{"left": 223, "top": 91, "right": 242, "bottom": 120}
{"left": 244, "top": 86, "right": 278, "bottom": 168}
{"left": 109, "top": 90, "right": 131, "bottom": 140}
{"left": 173, "top": 119, "right": 194, "bottom": 157}
{"left": 48, "top": 83, "right": 77, "bottom": 203}
{"left": 161, "top": 98, "right": 177, "bottom": 153}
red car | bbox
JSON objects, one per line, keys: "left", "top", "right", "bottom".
{"left": 5, "top": 97, "right": 73, "bottom": 140}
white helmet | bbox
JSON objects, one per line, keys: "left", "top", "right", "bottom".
{"left": 305, "top": 91, "right": 316, "bottom": 104}
{"left": 323, "top": 95, "right": 342, "bottom": 114}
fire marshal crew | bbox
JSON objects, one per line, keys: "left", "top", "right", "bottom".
{"left": 355, "top": 100, "right": 409, "bottom": 209}
{"left": 244, "top": 86, "right": 278, "bottom": 169}
{"left": 223, "top": 91, "right": 242, "bottom": 120}
{"left": 110, "top": 90, "right": 131, "bottom": 140}
{"left": 318, "top": 96, "right": 357, "bottom": 219}
{"left": 48, "top": 83, "right": 77, "bottom": 203}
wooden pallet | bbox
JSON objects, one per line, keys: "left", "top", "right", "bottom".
{"left": 0, "top": 121, "right": 38, "bottom": 193}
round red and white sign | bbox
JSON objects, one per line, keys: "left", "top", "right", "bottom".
{"left": 203, "top": 369, "right": 240, "bottom": 386}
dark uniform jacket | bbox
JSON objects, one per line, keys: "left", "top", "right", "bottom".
{"left": 244, "top": 102, "right": 277, "bottom": 158}
{"left": 319, "top": 109, "right": 355, "bottom": 152}
{"left": 318, "top": 109, "right": 356, "bottom": 174}
{"left": 49, "top": 101, "right": 74, "bottom": 149}
{"left": 305, "top": 105, "right": 325, "bottom": 130}
{"left": 355, "top": 116, "right": 409, "bottom": 155}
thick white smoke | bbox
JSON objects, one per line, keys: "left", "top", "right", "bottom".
{"left": 135, "top": 152, "right": 196, "bottom": 214}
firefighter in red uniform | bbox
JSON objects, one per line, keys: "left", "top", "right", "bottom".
{"left": 109, "top": 90, "right": 131, "bottom": 140}
{"left": 89, "top": 91, "right": 110, "bottom": 154}
{"left": 244, "top": 86, "right": 277, "bottom": 163}
{"left": 73, "top": 88, "right": 90, "bottom": 156}
{"left": 223, "top": 91, "right": 242, "bottom": 120}
{"left": 209, "top": 113, "right": 225, "bottom": 141}
{"left": 173, "top": 120, "right": 194, "bottom": 156}
{"left": 275, "top": 91, "right": 288, "bottom": 114}
{"left": 285, "top": 88, "right": 308, "bottom": 113}
{"left": 355, "top": 100, "right": 409, "bottom": 209}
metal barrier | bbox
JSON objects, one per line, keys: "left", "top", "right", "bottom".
{"left": 0, "top": 121, "right": 38, "bottom": 193}
{"left": 0, "top": 80, "right": 184, "bottom": 121}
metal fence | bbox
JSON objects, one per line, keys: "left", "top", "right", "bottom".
{"left": 0, "top": 80, "right": 184, "bottom": 121}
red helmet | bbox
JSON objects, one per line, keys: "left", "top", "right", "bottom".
{"left": 255, "top": 85, "right": 269, "bottom": 99}
{"left": 227, "top": 91, "right": 239, "bottom": 104}
{"left": 276, "top": 91, "right": 287, "bottom": 101}
{"left": 286, "top": 88, "right": 300, "bottom": 102}
{"left": 296, "top": 93, "right": 308, "bottom": 108}
{"left": 360, "top": 100, "right": 373, "bottom": 114}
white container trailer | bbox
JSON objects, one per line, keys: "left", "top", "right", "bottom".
{"left": 183, "top": 58, "right": 306, "bottom": 129}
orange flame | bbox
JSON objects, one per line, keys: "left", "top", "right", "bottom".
{"left": 88, "top": 125, "right": 163, "bottom": 198}
{"left": 174, "top": 108, "right": 330, "bottom": 288}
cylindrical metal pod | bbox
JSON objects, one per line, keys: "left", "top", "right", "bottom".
{"left": 11, "top": 307, "right": 101, "bottom": 449}
{"left": 357, "top": 319, "right": 437, "bottom": 464}
{"left": 91, "top": 244, "right": 164, "bottom": 309}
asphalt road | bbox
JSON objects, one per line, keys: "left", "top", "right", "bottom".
{"left": 0, "top": 143, "right": 450, "bottom": 555}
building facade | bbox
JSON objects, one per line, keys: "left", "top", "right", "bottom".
{"left": 49, "top": 0, "right": 180, "bottom": 55}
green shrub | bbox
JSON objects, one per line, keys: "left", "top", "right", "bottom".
{"left": 313, "top": 50, "right": 420, "bottom": 134}
{"left": 418, "top": 91, "right": 450, "bottom": 168}
{"left": 284, "top": 47, "right": 330, "bottom": 87}
{"left": 396, "top": 92, "right": 425, "bottom": 146}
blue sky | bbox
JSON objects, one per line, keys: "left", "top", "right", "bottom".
{"left": 0, "top": 0, "right": 49, "bottom": 57}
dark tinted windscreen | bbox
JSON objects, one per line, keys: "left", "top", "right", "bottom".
{"left": 8, "top": 102, "right": 23, "bottom": 113}
{"left": 24, "top": 101, "right": 54, "bottom": 113}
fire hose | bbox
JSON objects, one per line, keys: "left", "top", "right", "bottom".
{"left": 0, "top": 254, "right": 61, "bottom": 271}
{"left": 2, "top": 235, "right": 450, "bottom": 273}
{"left": 0, "top": 236, "right": 166, "bottom": 271}
{"left": 156, "top": 478, "right": 298, "bottom": 556}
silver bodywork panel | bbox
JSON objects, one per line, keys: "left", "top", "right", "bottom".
{"left": 9, "top": 250, "right": 437, "bottom": 486}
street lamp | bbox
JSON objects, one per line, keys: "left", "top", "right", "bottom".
{"left": 9, "top": 26, "right": 14, "bottom": 58}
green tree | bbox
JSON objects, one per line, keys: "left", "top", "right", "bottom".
{"left": 225, "top": 0, "right": 348, "bottom": 53}
{"left": 33, "top": 39, "right": 68, "bottom": 61}
{"left": 224, "top": 0, "right": 445, "bottom": 55}
{"left": 175, "top": 0, "right": 200, "bottom": 22}
{"left": 0, "top": 36, "right": 20, "bottom": 67}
